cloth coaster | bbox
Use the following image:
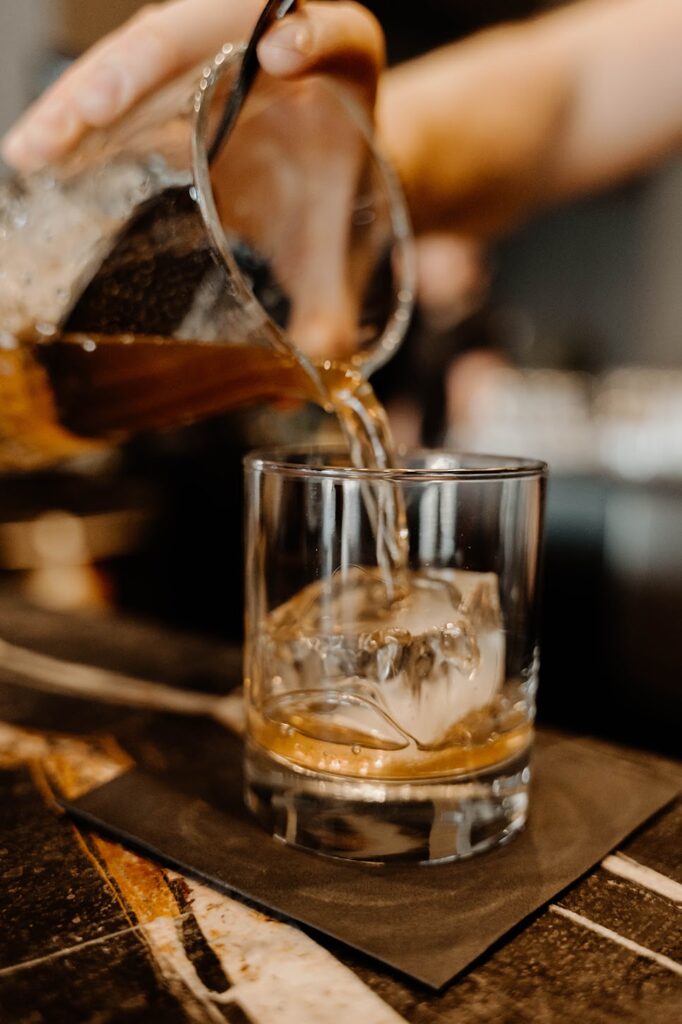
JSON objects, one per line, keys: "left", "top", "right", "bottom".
{"left": 63, "top": 732, "right": 678, "bottom": 990}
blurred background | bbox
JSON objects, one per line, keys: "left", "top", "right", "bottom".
{"left": 0, "top": 0, "right": 680, "bottom": 754}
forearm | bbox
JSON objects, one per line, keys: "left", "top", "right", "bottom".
{"left": 378, "top": 0, "right": 682, "bottom": 236}
{"left": 377, "top": 20, "right": 570, "bottom": 235}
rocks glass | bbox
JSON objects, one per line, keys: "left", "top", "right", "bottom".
{"left": 244, "top": 448, "right": 546, "bottom": 863}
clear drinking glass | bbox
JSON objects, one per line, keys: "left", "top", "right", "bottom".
{"left": 244, "top": 448, "right": 547, "bottom": 863}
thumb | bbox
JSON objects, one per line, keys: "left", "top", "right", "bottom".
{"left": 257, "top": 1, "right": 385, "bottom": 103}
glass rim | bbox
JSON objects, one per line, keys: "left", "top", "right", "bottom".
{"left": 245, "top": 445, "right": 548, "bottom": 482}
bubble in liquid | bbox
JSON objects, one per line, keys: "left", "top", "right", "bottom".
{"left": 36, "top": 322, "right": 58, "bottom": 338}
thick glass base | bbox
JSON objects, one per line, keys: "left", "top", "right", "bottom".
{"left": 244, "top": 739, "right": 531, "bottom": 864}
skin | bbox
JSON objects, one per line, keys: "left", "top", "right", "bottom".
{"left": 3, "top": 0, "right": 682, "bottom": 238}
{"left": 378, "top": 0, "right": 682, "bottom": 234}
{"left": 1, "top": 2, "right": 384, "bottom": 169}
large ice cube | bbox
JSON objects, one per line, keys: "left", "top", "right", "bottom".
{"left": 260, "top": 567, "right": 505, "bottom": 749}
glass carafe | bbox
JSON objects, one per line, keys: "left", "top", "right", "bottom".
{"left": 0, "top": 42, "right": 414, "bottom": 470}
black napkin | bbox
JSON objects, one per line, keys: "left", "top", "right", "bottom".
{"left": 63, "top": 732, "right": 678, "bottom": 990}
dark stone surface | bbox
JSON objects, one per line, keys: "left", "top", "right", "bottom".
{"left": 0, "top": 766, "right": 128, "bottom": 971}
{"left": 0, "top": 600, "right": 680, "bottom": 1021}
{"left": 0, "top": 928, "right": 195, "bottom": 1024}
{"left": 347, "top": 900, "right": 682, "bottom": 1023}
{"left": 0, "top": 593, "right": 243, "bottom": 693}
{"left": 559, "top": 869, "right": 682, "bottom": 963}
{"left": 624, "top": 800, "right": 682, "bottom": 885}
{"left": 0, "top": 677, "right": 143, "bottom": 736}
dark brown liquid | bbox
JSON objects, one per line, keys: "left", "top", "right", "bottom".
{"left": 0, "top": 332, "right": 392, "bottom": 466}
{"left": 42, "top": 333, "right": 321, "bottom": 435}
{"left": 0, "top": 332, "right": 321, "bottom": 470}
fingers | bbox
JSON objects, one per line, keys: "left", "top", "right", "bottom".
{"left": 1, "top": 0, "right": 385, "bottom": 173}
{"left": 258, "top": 2, "right": 385, "bottom": 102}
{"left": 2, "top": 0, "right": 262, "bottom": 171}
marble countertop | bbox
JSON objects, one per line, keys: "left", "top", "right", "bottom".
{"left": 0, "top": 596, "right": 680, "bottom": 1023}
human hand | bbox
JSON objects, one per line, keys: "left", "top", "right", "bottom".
{"left": 2, "top": 0, "right": 383, "bottom": 173}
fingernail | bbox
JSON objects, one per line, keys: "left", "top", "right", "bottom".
{"left": 258, "top": 19, "right": 314, "bottom": 74}
{"left": 76, "top": 64, "right": 125, "bottom": 124}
